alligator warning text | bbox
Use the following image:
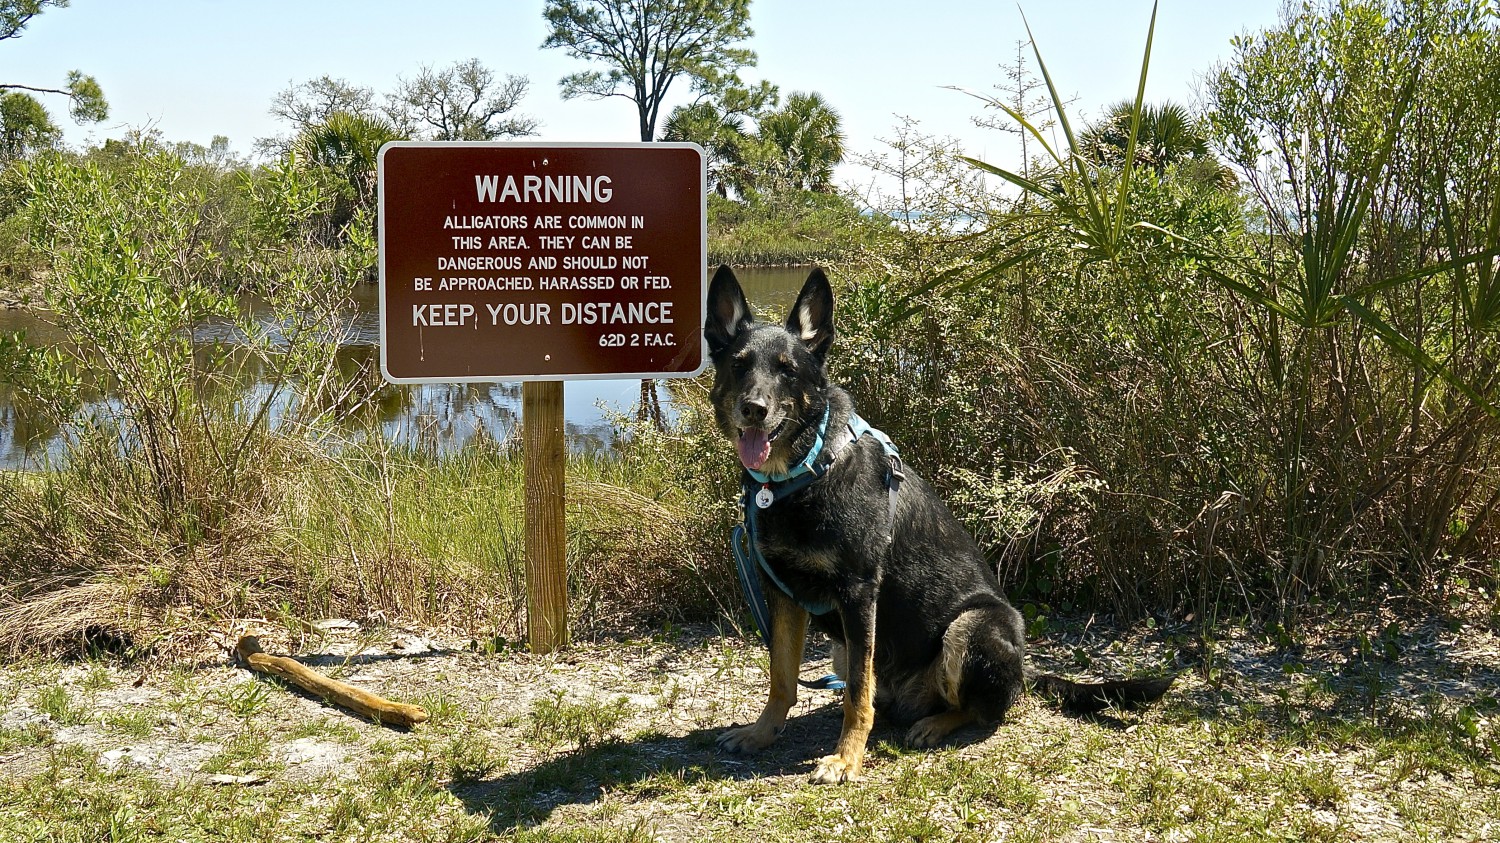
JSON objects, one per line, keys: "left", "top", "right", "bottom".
{"left": 378, "top": 143, "right": 706, "bottom": 382}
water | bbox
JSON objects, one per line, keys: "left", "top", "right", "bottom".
{"left": 0, "top": 265, "right": 812, "bottom": 469}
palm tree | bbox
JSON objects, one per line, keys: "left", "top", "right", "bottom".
{"left": 293, "top": 110, "right": 404, "bottom": 213}
{"left": 1078, "top": 99, "right": 1234, "bottom": 189}
{"left": 662, "top": 101, "right": 751, "bottom": 197}
{"left": 756, "top": 91, "right": 845, "bottom": 193}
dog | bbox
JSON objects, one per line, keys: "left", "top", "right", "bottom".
{"left": 706, "top": 265, "right": 1173, "bottom": 784}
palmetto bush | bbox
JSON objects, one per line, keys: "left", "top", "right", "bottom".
{"left": 836, "top": 0, "right": 1500, "bottom": 619}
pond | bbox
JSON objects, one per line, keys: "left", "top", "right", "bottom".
{"left": 0, "top": 266, "right": 812, "bottom": 470}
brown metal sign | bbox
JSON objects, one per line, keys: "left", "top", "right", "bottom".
{"left": 378, "top": 142, "right": 706, "bottom": 382}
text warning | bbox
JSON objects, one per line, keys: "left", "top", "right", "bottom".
{"left": 378, "top": 142, "right": 706, "bottom": 382}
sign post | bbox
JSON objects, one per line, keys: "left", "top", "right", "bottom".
{"left": 378, "top": 142, "right": 706, "bottom": 653}
{"left": 522, "top": 380, "right": 566, "bottom": 650}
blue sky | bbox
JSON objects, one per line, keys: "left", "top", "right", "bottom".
{"left": 7, "top": 1, "right": 1282, "bottom": 187}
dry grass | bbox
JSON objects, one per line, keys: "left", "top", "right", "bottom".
{"left": 0, "top": 579, "right": 137, "bottom": 656}
{"left": 0, "top": 426, "right": 738, "bottom": 659}
{"left": 0, "top": 607, "right": 1495, "bottom": 841}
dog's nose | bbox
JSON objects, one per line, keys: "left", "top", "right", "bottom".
{"left": 739, "top": 398, "right": 768, "bottom": 424}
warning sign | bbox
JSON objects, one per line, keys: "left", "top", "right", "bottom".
{"left": 378, "top": 142, "right": 707, "bottom": 382}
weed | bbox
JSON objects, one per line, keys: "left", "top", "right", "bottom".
{"left": 439, "top": 731, "right": 505, "bottom": 785}
{"left": 33, "top": 683, "right": 87, "bottom": 726}
{"left": 0, "top": 722, "right": 53, "bottom": 752}
{"left": 654, "top": 679, "right": 684, "bottom": 711}
{"left": 527, "top": 689, "right": 633, "bottom": 750}
{"left": 100, "top": 708, "right": 157, "bottom": 739}
{"left": 81, "top": 664, "right": 116, "bottom": 692}
{"left": 1288, "top": 763, "right": 1345, "bottom": 810}
{"left": 416, "top": 691, "right": 464, "bottom": 725}
{"left": 200, "top": 731, "right": 272, "bottom": 776}
{"left": 216, "top": 680, "right": 274, "bottom": 721}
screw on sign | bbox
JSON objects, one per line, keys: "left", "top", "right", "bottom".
{"left": 378, "top": 142, "right": 707, "bottom": 653}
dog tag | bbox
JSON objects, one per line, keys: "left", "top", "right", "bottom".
{"left": 755, "top": 487, "right": 775, "bottom": 509}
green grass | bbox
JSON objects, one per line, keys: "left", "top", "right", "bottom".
{"left": 198, "top": 730, "right": 276, "bottom": 776}
{"left": 215, "top": 680, "right": 275, "bottom": 721}
{"left": 33, "top": 682, "right": 88, "bottom": 726}
{"left": 99, "top": 708, "right": 156, "bottom": 739}
{"left": 0, "top": 723, "right": 53, "bottom": 753}
{"left": 526, "top": 690, "right": 634, "bottom": 751}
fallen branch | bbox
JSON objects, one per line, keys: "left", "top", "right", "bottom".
{"left": 233, "top": 635, "right": 429, "bottom": 727}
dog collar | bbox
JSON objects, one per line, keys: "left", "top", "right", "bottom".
{"left": 732, "top": 411, "right": 906, "bottom": 628}
{"left": 744, "top": 405, "right": 832, "bottom": 485}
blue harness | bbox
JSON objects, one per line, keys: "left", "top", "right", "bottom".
{"left": 730, "top": 409, "right": 903, "bottom": 689}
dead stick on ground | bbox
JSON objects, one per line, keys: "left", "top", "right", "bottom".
{"left": 233, "top": 635, "right": 429, "bottom": 728}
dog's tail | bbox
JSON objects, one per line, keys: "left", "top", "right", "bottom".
{"left": 1026, "top": 669, "right": 1177, "bottom": 714}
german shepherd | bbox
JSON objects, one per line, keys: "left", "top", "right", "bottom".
{"left": 706, "top": 265, "right": 1173, "bottom": 784}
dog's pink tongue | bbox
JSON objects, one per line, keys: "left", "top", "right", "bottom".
{"left": 738, "top": 429, "right": 771, "bottom": 471}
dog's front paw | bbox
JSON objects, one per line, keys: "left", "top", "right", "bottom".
{"left": 717, "top": 723, "right": 780, "bottom": 754}
{"left": 809, "top": 753, "right": 861, "bottom": 784}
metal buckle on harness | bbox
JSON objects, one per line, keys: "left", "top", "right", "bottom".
{"left": 887, "top": 455, "right": 905, "bottom": 485}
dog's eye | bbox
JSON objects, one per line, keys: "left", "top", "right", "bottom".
{"left": 777, "top": 358, "right": 797, "bottom": 377}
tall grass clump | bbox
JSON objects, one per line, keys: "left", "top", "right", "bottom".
{"left": 585, "top": 377, "right": 748, "bottom": 628}
{"left": 274, "top": 406, "right": 743, "bottom": 639}
{"left": 834, "top": 0, "right": 1500, "bottom": 620}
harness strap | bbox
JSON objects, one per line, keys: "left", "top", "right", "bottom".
{"left": 847, "top": 414, "right": 904, "bottom": 542}
{"left": 739, "top": 477, "right": 837, "bottom": 617}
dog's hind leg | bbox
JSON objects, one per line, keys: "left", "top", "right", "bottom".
{"left": 906, "top": 709, "right": 976, "bottom": 748}
{"left": 718, "top": 591, "right": 808, "bottom": 754}
{"left": 906, "top": 607, "right": 1023, "bottom": 748}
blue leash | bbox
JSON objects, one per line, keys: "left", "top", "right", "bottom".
{"left": 730, "top": 411, "right": 904, "bottom": 692}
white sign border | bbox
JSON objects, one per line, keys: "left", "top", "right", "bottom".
{"left": 376, "top": 140, "right": 709, "bottom": 384}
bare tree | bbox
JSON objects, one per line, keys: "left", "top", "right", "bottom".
{"left": 269, "top": 76, "right": 376, "bottom": 133}
{"left": 387, "top": 59, "right": 539, "bottom": 141}
{"left": 257, "top": 76, "right": 376, "bottom": 158}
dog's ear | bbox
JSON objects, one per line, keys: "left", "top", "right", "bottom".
{"left": 786, "top": 267, "right": 835, "bottom": 361}
{"left": 705, "top": 264, "right": 753, "bottom": 356}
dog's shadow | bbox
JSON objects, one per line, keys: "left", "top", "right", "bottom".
{"left": 452, "top": 701, "right": 1003, "bottom": 833}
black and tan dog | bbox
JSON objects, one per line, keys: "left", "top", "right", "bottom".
{"left": 707, "top": 265, "right": 1173, "bottom": 784}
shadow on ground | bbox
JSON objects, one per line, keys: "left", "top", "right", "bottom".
{"left": 451, "top": 700, "right": 1005, "bottom": 834}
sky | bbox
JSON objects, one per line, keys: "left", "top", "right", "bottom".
{"left": 6, "top": 1, "right": 1284, "bottom": 193}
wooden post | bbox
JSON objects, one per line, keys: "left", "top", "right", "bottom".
{"left": 523, "top": 380, "right": 568, "bottom": 653}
